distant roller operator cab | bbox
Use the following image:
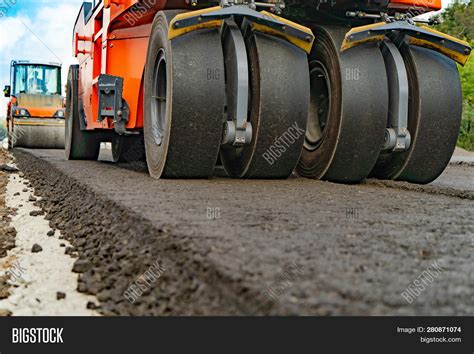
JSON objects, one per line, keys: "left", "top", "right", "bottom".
{"left": 4, "top": 60, "right": 65, "bottom": 149}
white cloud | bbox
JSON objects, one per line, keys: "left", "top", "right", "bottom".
{"left": 0, "top": 2, "right": 82, "bottom": 117}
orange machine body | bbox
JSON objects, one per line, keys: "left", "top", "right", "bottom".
{"left": 388, "top": 0, "right": 442, "bottom": 12}
{"left": 73, "top": 0, "right": 195, "bottom": 132}
{"left": 10, "top": 101, "right": 60, "bottom": 119}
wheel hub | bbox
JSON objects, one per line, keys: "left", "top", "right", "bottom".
{"left": 304, "top": 61, "right": 331, "bottom": 151}
{"left": 151, "top": 49, "right": 167, "bottom": 147}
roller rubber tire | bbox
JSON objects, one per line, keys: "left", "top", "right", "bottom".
{"left": 144, "top": 11, "right": 225, "bottom": 179}
{"left": 220, "top": 31, "right": 310, "bottom": 179}
{"left": 370, "top": 45, "right": 463, "bottom": 184}
{"left": 65, "top": 65, "right": 104, "bottom": 161}
{"left": 297, "top": 25, "right": 389, "bottom": 183}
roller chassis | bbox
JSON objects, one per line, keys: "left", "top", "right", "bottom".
{"left": 67, "top": 0, "right": 471, "bottom": 183}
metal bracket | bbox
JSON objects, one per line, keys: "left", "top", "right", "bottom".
{"left": 342, "top": 20, "right": 471, "bottom": 66}
{"left": 380, "top": 40, "right": 411, "bottom": 152}
{"left": 173, "top": 5, "right": 310, "bottom": 42}
{"left": 169, "top": 3, "right": 314, "bottom": 53}
{"left": 220, "top": 0, "right": 286, "bottom": 14}
{"left": 221, "top": 21, "right": 252, "bottom": 147}
{"left": 97, "top": 74, "right": 135, "bottom": 135}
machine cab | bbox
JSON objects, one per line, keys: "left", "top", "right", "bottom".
{"left": 8, "top": 60, "right": 64, "bottom": 119}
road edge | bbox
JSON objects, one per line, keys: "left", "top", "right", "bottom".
{"left": 12, "top": 149, "right": 270, "bottom": 315}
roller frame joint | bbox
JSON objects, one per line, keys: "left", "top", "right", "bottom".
{"left": 380, "top": 41, "right": 411, "bottom": 152}
{"left": 222, "top": 120, "right": 253, "bottom": 147}
{"left": 342, "top": 22, "right": 415, "bottom": 152}
{"left": 220, "top": 21, "right": 253, "bottom": 147}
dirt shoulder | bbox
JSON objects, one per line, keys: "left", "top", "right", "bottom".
{"left": 0, "top": 149, "right": 17, "bottom": 316}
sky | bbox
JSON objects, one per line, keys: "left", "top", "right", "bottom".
{"left": 0, "top": 0, "right": 455, "bottom": 118}
{"left": 0, "top": 0, "right": 84, "bottom": 117}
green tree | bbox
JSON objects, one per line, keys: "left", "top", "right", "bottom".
{"left": 435, "top": 0, "right": 473, "bottom": 41}
{"left": 436, "top": 0, "right": 474, "bottom": 150}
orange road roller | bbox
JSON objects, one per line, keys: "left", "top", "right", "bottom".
{"left": 67, "top": 0, "right": 471, "bottom": 183}
{"left": 4, "top": 60, "right": 65, "bottom": 149}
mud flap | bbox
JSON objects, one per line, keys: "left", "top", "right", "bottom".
{"left": 168, "top": 5, "right": 315, "bottom": 53}
{"left": 341, "top": 21, "right": 471, "bottom": 65}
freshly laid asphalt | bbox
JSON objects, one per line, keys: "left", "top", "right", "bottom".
{"left": 11, "top": 148, "right": 474, "bottom": 315}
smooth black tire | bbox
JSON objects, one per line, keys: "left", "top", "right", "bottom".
{"left": 370, "top": 45, "right": 463, "bottom": 184}
{"left": 144, "top": 11, "right": 225, "bottom": 179}
{"left": 297, "top": 26, "right": 388, "bottom": 183}
{"left": 65, "top": 65, "right": 104, "bottom": 160}
{"left": 220, "top": 31, "right": 310, "bottom": 179}
{"left": 112, "top": 134, "right": 146, "bottom": 163}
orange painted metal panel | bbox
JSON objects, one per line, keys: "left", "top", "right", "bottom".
{"left": 107, "top": 24, "right": 151, "bottom": 130}
{"left": 388, "top": 0, "right": 441, "bottom": 11}
{"left": 73, "top": 0, "right": 194, "bottom": 131}
{"left": 27, "top": 107, "right": 58, "bottom": 118}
